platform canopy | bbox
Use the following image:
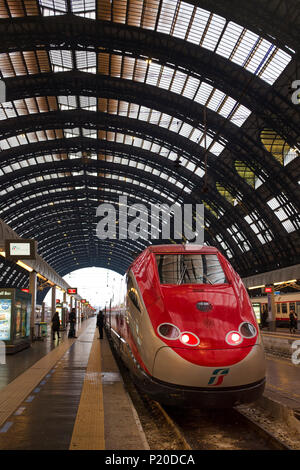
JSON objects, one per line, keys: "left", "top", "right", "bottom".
{"left": 0, "top": 0, "right": 299, "bottom": 291}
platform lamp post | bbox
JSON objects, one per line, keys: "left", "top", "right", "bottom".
{"left": 265, "top": 285, "right": 276, "bottom": 332}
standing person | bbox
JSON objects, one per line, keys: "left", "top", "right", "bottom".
{"left": 52, "top": 311, "right": 60, "bottom": 341}
{"left": 289, "top": 308, "right": 297, "bottom": 334}
{"left": 68, "top": 308, "right": 77, "bottom": 338}
{"left": 97, "top": 310, "right": 104, "bottom": 339}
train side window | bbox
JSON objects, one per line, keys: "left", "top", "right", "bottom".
{"left": 281, "top": 303, "right": 287, "bottom": 314}
{"left": 276, "top": 304, "right": 281, "bottom": 314}
{"left": 127, "top": 277, "right": 141, "bottom": 312}
{"left": 289, "top": 302, "right": 296, "bottom": 313}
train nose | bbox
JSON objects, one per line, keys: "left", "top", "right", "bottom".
{"left": 152, "top": 345, "right": 266, "bottom": 388}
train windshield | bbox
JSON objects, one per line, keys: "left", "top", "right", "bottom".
{"left": 156, "top": 254, "right": 228, "bottom": 285}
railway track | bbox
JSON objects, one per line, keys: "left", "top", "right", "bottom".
{"left": 154, "top": 401, "right": 291, "bottom": 450}
{"left": 108, "top": 335, "right": 291, "bottom": 450}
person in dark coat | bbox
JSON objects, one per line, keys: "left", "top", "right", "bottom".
{"left": 289, "top": 308, "right": 297, "bottom": 334}
{"left": 97, "top": 310, "right": 104, "bottom": 339}
{"left": 68, "top": 308, "right": 77, "bottom": 338}
{"left": 52, "top": 311, "right": 60, "bottom": 340}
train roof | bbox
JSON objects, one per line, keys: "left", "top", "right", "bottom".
{"left": 128, "top": 244, "right": 221, "bottom": 273}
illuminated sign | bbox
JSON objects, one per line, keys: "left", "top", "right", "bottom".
{"left": 21, "top": 289, "right": 30, "bottom": 293}
{"left": 265, "top": 287, "right": 273, "bottom": 293}
{"left": 0, "top": 298, "right": 11, "bottom": 341}
{"left": 5, "top": 239, "right": 37, "bottom": 261}
{"left": 81, "top": 299, "right": 86, "bottom": 303}
{"left": 67, "top": 288, "right": 77, "bottom": 295}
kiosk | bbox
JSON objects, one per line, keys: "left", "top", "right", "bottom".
{"left": 0, "top": 288, "right": 31, "bottom": 353}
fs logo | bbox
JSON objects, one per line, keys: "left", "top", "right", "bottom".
{"left": 208, "top": 368, "right": 229, "bottom": 386}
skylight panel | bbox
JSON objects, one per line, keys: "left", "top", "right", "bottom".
{"left": 170, "top": 70, "right": 187, "bottom": 94}
{"left": 157, "top": 0, "right": 177, "bottom": 35}
{"left": 182, "top": 75, "right": 199, "bottom": 99}
{"left": 75, "top": 51, "right": 96, "bottom": 73}
{"left": 146, "top": 62, "right": 161, "bottom": 86}
{"left": 194, "top": 82, "right": 214, "bottom": 106}
{"left": 172, "top": 1, "right": 194, "bottom": 40}
{"left": 58, "top": 96, "right": 77, "bottom": 110}
{"left": 201, "top": 14, "right": 226, "bottom": 51}
{"left": 39, "top": 0, "right": 67, "bottom": 15}
{"left": 72, "top": 0, "right": 96, "bottom": 19}
{"left": 49, "top": 50, "right": 73, "bottom": 72}
{"left": 259, "top": 49, "right": 292, "bottom": 85}
{"left": 186, "top": 7, "right": 210, "bottom": 45}
{"left": 216, "top": 22, "right": 243, "bottom": 59}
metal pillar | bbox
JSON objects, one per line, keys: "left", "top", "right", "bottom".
{"left": 29, "top": 271, "right": 37, "bottom": 341}
{"left": 267, "top": 285, "right": 276, "bottom": 332}
{"left": 41, "top": 301, "right": 45, "bottom": 322}
{"left": 51, "top": 286, "right": 56, "bottom": 320}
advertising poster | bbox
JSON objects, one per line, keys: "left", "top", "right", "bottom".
{"left": 0, "top": 298, "right": 12, "bottom": 341}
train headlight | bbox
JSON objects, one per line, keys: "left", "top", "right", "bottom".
{"left": 179, "top": 331, "right": 200, "bottom": 347}
{"left": 225, "top": 331, "right": 243, "bottom": 346}
{"left": 157, "top": 323, "right": 180, "bottom": 340}
{"left": 239, "top": 322, "right": 257, "bottom": 338}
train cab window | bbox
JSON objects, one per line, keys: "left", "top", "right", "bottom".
{"left": 156, "top": 254, "right": 228, "bottom": 285}
{"left": 127, "top": 277, "right": 141, "bottom": 312}
{"left": 281, "top": 303, "right": 287, "bottom": 314}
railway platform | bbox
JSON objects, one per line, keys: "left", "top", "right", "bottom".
{"left": 0, "top": 317, "right": 149, "bottom": 450}
{"left": 0, "top": 318, "right": 299, "bottom": 451}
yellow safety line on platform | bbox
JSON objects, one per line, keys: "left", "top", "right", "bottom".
{"left": 0, "top": 323, "right": 89, "bottom": 428}
{"left": 69, "top": 329, "right": 105, "bottom": 450}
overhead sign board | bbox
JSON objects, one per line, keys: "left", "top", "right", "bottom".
{"left": 5, "top": 239, "right": 37, "bottom": 261}
{"left": 67, "top": 288, "right": 77, "bottom": 295}
{"left": 81, "top": 299, "right": 86, "bottom": 303}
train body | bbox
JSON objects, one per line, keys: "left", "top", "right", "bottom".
{"left": 106, "top": 244, "right": 266, "bottom": 407}
{"left": 251, "top": 292, "right": 300, "bottom": 327}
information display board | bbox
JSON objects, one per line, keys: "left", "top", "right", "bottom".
{"left": 5, "top": 239, "right": 37, "bottom": 261}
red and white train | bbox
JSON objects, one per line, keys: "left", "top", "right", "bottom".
{"left": 106, "top": 244, "right": 266, "bottom": 407}
{"left": 251, "top": 292, "right": 300, "bottom": 327}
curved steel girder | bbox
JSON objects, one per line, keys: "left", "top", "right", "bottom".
{"left": 0, "top": 154, "right": 291, "bottom": 265}
{"left": 0, "top": 133, "right": 294, "bottom": 266}
{"left": 0, "top": 109, "right": 295, "bottom": 212}
{"left": 0, "top": 161, "right": 184, "bottom": 205}
{"left": 0, "top": 16, "right": 298, "bottom": 143}
{"left": 4, "top": 71, "right": 294, "bottom": 163}
{"left": 0, "top": 174, "right": 270, "bottom": 275}
{"left": 0, "top": 174, "right": 182, "bottom": 212}
{"left": 3, "top": 79, "right": 291, "bottom": 182}
{"left": 1, "top": 169, "right": 254, "bottom": 271}
{"left": 187, "top": 0, "right": 300, "bottom": 57}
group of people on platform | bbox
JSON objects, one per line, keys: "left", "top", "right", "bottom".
{"left": 51, "top": 308, "right": 104, "bottom": 341}
{"left": 51, "top": 308, "right": 77, "bottom": 341}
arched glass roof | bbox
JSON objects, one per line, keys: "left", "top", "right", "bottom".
{"left": 0, "top": 0, "right": 299, "bottom": 289}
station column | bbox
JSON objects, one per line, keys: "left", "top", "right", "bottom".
{"left": 266, "top": 285, "right": 276, "bottom": 332}
{"left": 51, "top": 286, "right": 56, "bottom": 320}
{"left": 29, "top": 271, "right": 37, "bottom": 341}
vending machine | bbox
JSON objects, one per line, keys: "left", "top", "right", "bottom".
{"left": 0, "top": 288, "right": 31, "bottom": 353}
